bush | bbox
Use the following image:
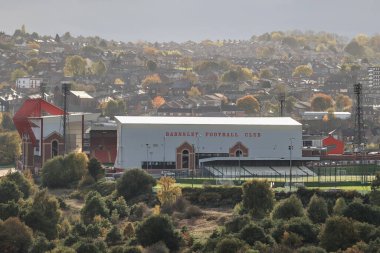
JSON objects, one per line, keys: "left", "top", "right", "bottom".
{"left": 320, "top": 216, "right": 358, "bottom": 252}
{"left": 0, "top": 200, "right": 20, "bottom": 220}
{"left": 144, "top": 241, "right": 170, "bottom": 253}
{"left": 78, "top": 173, "right": 96, "bottom": 188}
{"left": 81, "top": 191, "right": 109, "bottom": 224}
{"left": 272, "top": 217, "right": 318, "bottom": 244}
{"left": 333, "top": 197, "right": 347, "bottom": 215}
{"left": 272, "top": 194, "right": 304, "bottom": 220}
{"left": 88, "top": 157, "right": 104, "bottom": 181}
{"left": 296, "top": 246, "right": 327, "bottom": 253}
{"left": 239, "top": 223, "right": 268, "bottom": 246}
{"left": 124, "top": 246, "right": 143, "bottom": 253}
{"left": 130, "top": 202, "right": 150, "bottom": 221}
{"left": 354, "top": 221, "right": 379, "bottom": 243}
{"left": 0, "top": 179, "right": 23, "bottom": 203}
{"left": 116, "top": 169, "right": 156, "bottom": 201}
{"left": 225, "top": 215, "right": 251, "bottom": 233}
{"left": 6, "top": 171, "right": 33, "bottom": 198}
{"left": 215, "top": 237, "right": 247, "bottom": 253}
{"left": 242, "top": 180, "right": 274, "bottom": 218}
{"left": 41, "top": 152, "right": 88, "bottom": 188}
{"left": 136, "top": 214, "right": 181, "bottom": 251}
{"left": 86, "top": 223, "right": 101, "bottom": 238}
{"left": 29, "top": 233, "right": 55, "bottom": 253}
{"left": 0, "top": 217, "right": 33, "bottom": 253}
{"left": 50, "top": 246, "right": 76, "bottom": 253}
{"left": 106, "top": 225, "right": 123, "bottom": 245}
{"left": 123, "top": 222, "right": 135, "bottom": 239}
{"left": 369, "top": 191, "right": 380, "bottom": 206}
{"left": 343, "top": 202, "right": 380, "bottom": 226}
{"left": 185, "top": 205, "right": 203, "bottom": 218}
{"left": 112, "top": 196, "right": 130, "bottom": 218}
{"left": 94, "top": 179, "right": 116, "bottom": 196}
{"left": 23, "top": 189, "right": 61, "bottom": 239}
{"left": 173, "top": 196, "right": 190, "bottom": 212}
{"left": 307, "top": 194, "right": 328, "bottom": 223}
{"left": 198, "top": 192, "right": 222, "bottom": 205}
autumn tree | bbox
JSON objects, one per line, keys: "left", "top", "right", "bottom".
{"left": 182, "top": 71, "right": 199, "bottom": 84}
{"left": 152, "top": 96, "right": 166, "bottom": 108}
{"left": 0, "top": 131, "right": 21, "bottom": 165}
{"left": 157, "top": 176, "right": 181, "bottom": 207}
{"left": 142, "top": 74, "right": 162, "bottom": 87}
{"left": 310, "top": 93, "right": 334, "bottom": 111}
{"left": 187, "top": 86, "right": 201, "bottom": 97}
{"left": 143, "top": 46, "right": 158, "bottom": 56}
{"left": 0, "top": 217, "right": 33, "bottom": 253}
{"left": 11, "top": 68, "right": 28, "bottom": 82}
{"left": 335, "top": 94, "right": 352, "bottom": 111}
{"left": 236, "top": 95, "right": 260, "bottom": 115}
{"left": 292, "top": 65, "right": 313, "bottom": 78}
{"left": 63, "top": 55, "right": 87, "bottom": 77}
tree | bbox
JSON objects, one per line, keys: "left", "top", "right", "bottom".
{"left": 1, "top": 112, "right": 15, "bottom": 130}
{"left": 0, "top": 180, "right": 23, "bottom": 203}
{"left": 236, "top": 95, "right": 260, "bottom": 115}
{"left": 152, "top": 96, "right": 166, "bottom": 108}
{"left": 239, "top": 223, "right": 268, "bottom": 246}
{"left": 292, "top": 65, "right": 313, "bottom": 78}
{"left": 157, "top": 176, "right": 181, "bottom": 207}
{"left": 335, "top": 94, "right": 353, "bottom": 111}
{"left": 146, "top": 60, "right": 157, "bottom": 72}
{"left": 116, "top": 169, "right": 156, "bottom": 201}
{"left": 11, "top": 68, "right": 28, "bottom": 82}
{"left": 5, "top": 171, "right": 33, "bottom": 198}
{"left": 0, "top": 132, "right": 20, "bottom": 164}
{"left": 310, "top": 93, "right": 334, "bottom": 111}
{"left": 259, "top": 68, "right": 274, "bottom": 79}
{"left": 142, "top": 74, "right": 162, "bottom": 87}
{"left": 320, "top": 216, "right": 358, "bottom": 252}
{"left": 272, "top": 194, "right": 304, "bottom": 220}
{"left": 333, "top": 197, "right": 347, "bottom": 215}
{"left": 0, "top": 217, "right": 33, "bottom": 253}
{"left": 81, "top": 191, "right": 109, "bottom": 224}
{"left": 345, "top": 40, "right": 366, "bottom": 58}
{"left": 55, "top": 34, "right": 61, "bottom": 43}
{"left": 87, "top": 158, "right": 103, "bottom": 181}
{"left": 306, "top": 194, "right": 328, "bottom": 223}
{"left": 241, "top": 180, "right": 274, "bottom": 218}
{"left": 24, "top": 189, "right": 61, "bottom": 239}
{"left": 371, "top": 172, "right": 380, "bottom": 191}
{"left": 187, "top": 86, "right": 201, "bottom": 97}
{"left": 63, "top": 55, "right": 87, "bottom": 77}
{"left": 106, "top": 226, "right": 123, "bottom": 245}
{"left": 104, "top": 99, "right": 126, "bottom": 118}
{"left": 91, "top": 61, "right": 106, "bottom": 77}
{"left": 215, "top": 237, "right": 247, "bottom": 253}
{"left": 136, "top": 214, "right": 181, "bottom": 251}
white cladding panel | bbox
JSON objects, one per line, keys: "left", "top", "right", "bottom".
{"left": 115, "top": 121, "right": 302, "bottom": 169}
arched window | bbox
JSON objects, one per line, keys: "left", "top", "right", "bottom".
{"left": 235, "top": 150, "right": 243, "bottom": 157}
{"left": 182, "top": 149, "right": 189, "bottom": 169}
{"left": 52, "top": 140, "right": 58, "bottom": 157}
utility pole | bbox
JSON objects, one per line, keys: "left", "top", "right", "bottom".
{"left": 61, "top": 81, "right": 71, "bottom": 155}
{"left": 289, "top": 138, "right": 294, "bottom": 191}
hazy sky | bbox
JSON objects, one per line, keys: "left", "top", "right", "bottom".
{"left": 1, "top": 0, "right": 379, "bottom": 42}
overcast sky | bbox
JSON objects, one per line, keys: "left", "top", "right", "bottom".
{"left": 1, "top": 0, "right": 379, "bottom": 42}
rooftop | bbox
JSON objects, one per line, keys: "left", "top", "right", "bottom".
{"left": 115, "top": 116, "right": 301, "bottom": 126}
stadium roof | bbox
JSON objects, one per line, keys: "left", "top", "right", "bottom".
{"left": 115, "top": 116, "right": 301, "bottom": 126}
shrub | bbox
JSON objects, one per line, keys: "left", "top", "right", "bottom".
{"left": 0, "top": 179, "right": 23, "bottom": 203}
{"left": 285, "top": 217, "right": 318, "bottom": 244}
{"left": 88, "top": 157, "right": 104, "bottom": 181}
{"left": 0, "top": 217, "right": 33, "bottom": 253}
{"left": 106, "top": 225, "right": 123, "bottom": 245}
{"left": 242, "top": 180, "right": 274, "bottom": 219}
{"left": 215, "top": 237, "right": 247, "bottom": 253}
{"left": 51, "top": 246, "right": 76, "bottom": 253}
{"left": 113, "top": 196, "right": 130, "bottom": 218}
{"left": 94, "top": 179, "right": 116, "bottom": 196}
{"left": 369, "top": 191, "right": 380, "bottom": 206}
{"left": 123, "top": 222, "right": 135, "bottom": 239}
{"left": 86, "top": 223, "right": 101, "bottom": 238}
{"left": 76, "top": 240, "right": 101, "bottom": 253}
{"left": 307, "top": 194, "right": 328, "bottom": 223}
{"left": 0, "top": 200, "right": 20, "bottom": 220}
{"left": 116, "top": 169, "right": 156, "bottom": 201}
{"left": 29, "top": 233, "right": 55, "bottom": 253}
{"left": 225, "top": 215, "right": 251, "bottom": 233}
{"left": 272, "top": 194, "right": 304, "bottom": 220}
{"left": 144, "top": 241, "right": 170, "bottom": 253}
{"left": 136, "top": 214, "right": 181, "bottom": 251}
{"left": 198, "top": 192, "right": 222, "bottom": 205}
{"left": 81, "top": 191, "right": 109, "bottom": 224}
{"left": 6, "top": 171, "right": 33, "bottom": 198}
{"left": 130, "top": 202, "right": 150, "bottom": 221}
{"left": 79, "top": 173, "right": 96, "bottom": 188}
{"left": 124, "top": 246, "right": 143, "bottom": 253}
{"left": 23, "top": 189, "right": 61, "bottom": 239}
{"left": 173, "top": 196, "right": 190, "bottom": 212}
{"left": 58, "top": 218, "right": 71, "bottom": 238}
{"left": 343, "top": 202, "right": 380, "bottom": 226}
{"left": 239, "top": 223, "right": 267, "bottom": 246}
{"left": 185, "top": 205, "right": 203, "bottom": 218}
{"left": 281, "top": 231, "right": 303, "bottom": 249}
{"left": 333, "top": 197, "right": 347, "bottom": 215}
{"left": 354, "top": 221, "right": 379, "bottom": 243}
{"left": 320, "top": 216, "right": 358, "bottom": 252}
{"left": 296, "top": 246, "right": 327, "bottom": 253}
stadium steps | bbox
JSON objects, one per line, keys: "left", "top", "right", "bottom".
{"left": 269, "top": 166, "right": 281, "bottom": 175}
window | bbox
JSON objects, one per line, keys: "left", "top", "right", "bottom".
{"left": 52, "top": 140, "right": 58, "bottom": 157}
{"left": 182, "top": 149, "right": 189, "bottom": 169}
{"left": 236, "top": 150, "right": 243, "bottom": 157}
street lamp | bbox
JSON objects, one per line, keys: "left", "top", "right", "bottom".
{"left": 289, "top": 138, "right": 295, "bottom": 191}
{"left": 163, "top": 136, "right": 166, "bottom": 170}
{"left": 145, "top": 144, "right": 149, "bottom": 171}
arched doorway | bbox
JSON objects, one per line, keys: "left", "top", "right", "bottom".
{"left": 176, "top": 142, "right": 194, "bottom": 170}
{"left": 235, "top": 149, "right": 243, "bottom": 157}
{"left": 182, "top": 150, "right": 189, "bottom": 169}
{"left": 51, "top": 140, "right": 58, "bottom": 157}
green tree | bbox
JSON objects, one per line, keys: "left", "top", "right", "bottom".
{"left": 259, "top": 68, "right": 273, "bottom": 79}
{"left": 292, "top": 65, "right": 313, "bottom": 78}
{"left": 345, "top": 40, "right": 366, "bottom": 58}
{"left": 272, "top": 194, "right": 304, "bottom": 220}
{"left": 63, "top": 55, "right": 87, "bottom": 77}
{"left": 11, "top": 68, "right": 28, "bottom": 82}
{"left": 239, "top": 222, "right": 268, "bottom": 246}
{"left": 136, "top": 214, "right": 181, "bottom": 251}
{"left": 88, "top": 158, "right": 103, "bottom": 181}
{"left": 81, "top": 191, "right": 109, "bottom": 224}
{"left": 320, "top": 216, "right": 358, "bottom": 252}
{"left": 241, "top": 180, "right": 274, "bottom": 218}
{"left": 5, "top": 171, "right": 33, "bottom": 198}
{"left": 106, "top": 225, "right": 123, "bottom": 245}
{"left": 146, "top": 60, "right": 157, "bottom": 72}
{"left": 333, "top": 197, "right": 347, "bottom": 215}
{"left": 306, "top": 194, "right": 328, "bottom": 223}
{"left": 1, "top": 112, "right": 15, "bottom": 130}
{"left": 0, "top": 131, "right": 21, "bottom": 165}
{"left": 24, "top": 189, "right": 61, "bottom": 239}
{"left": 215, "top": 237, "right": 247, "bottom": 253}
{"left": 104, "top": 99, "right": 126, "bottom": 119}
{"left": 236, "top": 95, "right": 260, "bottom": 115}
{"left": 0, "top": 217, "right": 33, "bottom": 253}
{"left": 0, "top": 180, "right": 23, "bottom": 203}
{"left": 91, "top": 61, "right": 106, "bottom": 77}
{"left": 116, "top": 169, "right": 156, "bottom": 201}
{"left": 310, "top": 93, "right": 334, "bottom": 111}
